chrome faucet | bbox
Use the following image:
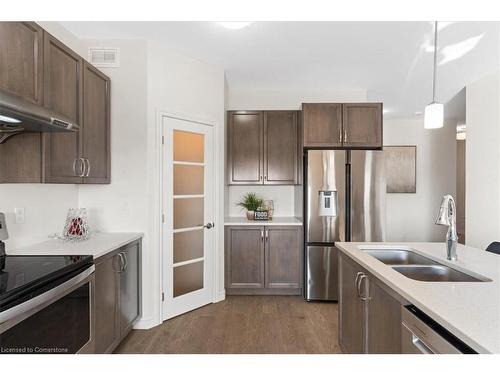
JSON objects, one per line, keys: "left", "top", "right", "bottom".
{"left": 435, "top": 195, "right": 458, "bottom": 261}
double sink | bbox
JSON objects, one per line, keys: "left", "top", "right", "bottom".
{"left": 362, "top": 248, "right": 490, "bottom": 282}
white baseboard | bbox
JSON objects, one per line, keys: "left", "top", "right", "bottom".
{"left": 214, "top": 289, "right": 226, "bottom": 303}
{"left": 133, "top": 316, "right": 160, "bottom": 330}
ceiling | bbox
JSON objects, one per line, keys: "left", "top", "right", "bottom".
{"left": 60, "top": 21, "right": 500, "bottom": 119}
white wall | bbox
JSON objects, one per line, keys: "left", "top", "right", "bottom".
{"left": 226, "top": 87, "right": 367, "bottom": 217}
{"left": 384, "top": 118, "right": 457, "bottom": 242}
{"left": 0, "top": 185, "right": 79, "bottom": 249}
{"left": 465, "top": 72, "right": 500, "bottom": 249}
{"left": 146, "top": 41, "right": 226, "bottom": 327}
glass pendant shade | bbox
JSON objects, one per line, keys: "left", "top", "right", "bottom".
{"left": 424, "top": 102, "right": 444, "bottom": 129}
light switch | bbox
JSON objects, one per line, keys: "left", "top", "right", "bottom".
{"left": 14, "top": 208, "right": 25, "bottom": 224}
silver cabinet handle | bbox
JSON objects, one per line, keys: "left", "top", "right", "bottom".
{"left": 344, "top": 128, "right": 348, "bottom": 143}
{"left": 359, "top": 275, "right": 369, "bottom": 301}
{"left": 265, "top": 229, "right": 269, "bottom": 242}
{"left": 260, "top": 229, "right": 264, "bottom": 242}
{"left": 339, "top": 128, "right": 342, "bottom": 143}
{"left": 355, "top": 272, "right": 363, "bottom": 297}
{"left": 122, "top": 252, "right": 128, "bottom": 271}
{"left": 78, "top": 157, "right": 86, "bottom": 177}
{"left": 85, "top": 158, "right": 91, "bottom": 177}
{"left": 117, "top": 253, "right": 125, "bottom": 272}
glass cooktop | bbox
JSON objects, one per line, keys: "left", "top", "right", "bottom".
{"left": 0, "top": 255, "right": 93, "bottom": 307}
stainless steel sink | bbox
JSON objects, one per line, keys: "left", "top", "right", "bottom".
{"left": 363, "top": 249, "right": 439, "bottom": 266}
{"left": 391, "top": 265, "right": 487, "bottom": 282}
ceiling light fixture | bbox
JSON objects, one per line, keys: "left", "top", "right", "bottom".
{"left": 0, "top": 114, "right": 21, "bottom": 123}
{"left": 424, "top": 21, "right": 444, "bottom": 129}
{"left": 216, "top": 22, "right": 252, "bottom": 30}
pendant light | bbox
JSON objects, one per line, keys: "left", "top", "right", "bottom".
{"left": 424, "top": 21, "right": 444, "bottom": 129}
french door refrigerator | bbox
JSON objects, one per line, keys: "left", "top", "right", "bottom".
{"left": 304, "top": 149, "right": 386, "bottom": 301}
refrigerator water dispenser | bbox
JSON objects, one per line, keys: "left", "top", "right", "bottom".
{"left": 318, "top": 190, "right": 338, "bottom": 217}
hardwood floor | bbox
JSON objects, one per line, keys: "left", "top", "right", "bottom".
{"left": 115, "top": 295, "right": 342, "bottom": 354}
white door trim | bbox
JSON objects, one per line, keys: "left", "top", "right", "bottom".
{"left": 157, "top": 109, "right": 224, "bottom": 322}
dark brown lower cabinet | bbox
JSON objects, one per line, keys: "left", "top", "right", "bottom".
{"left": 95, "top": 239, "right": 141, "bottom": 354}
{"left": 225, "top": 225, "right": 302, "bottom": 295}
{"left": 338, "top": 252, "right": 403, "bottom": 354}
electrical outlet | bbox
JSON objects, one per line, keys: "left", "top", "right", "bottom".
{"left": 14, "top": 208, "right": 25, "bottom": 224}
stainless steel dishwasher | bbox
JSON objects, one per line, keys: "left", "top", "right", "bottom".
{"left": 401, "top": 305, "right": 476, "bottom": 354}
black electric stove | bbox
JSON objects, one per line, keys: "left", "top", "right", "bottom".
{"left": 0, "top": 255, "right": 93, "bottom": 312}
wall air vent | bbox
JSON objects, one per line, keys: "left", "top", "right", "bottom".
{"left": 88, "top": 47, "right": 120, "bottom": 68}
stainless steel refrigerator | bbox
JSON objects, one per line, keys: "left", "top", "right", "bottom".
{"left": 304, "top": 150, "right": 386, "bottom": 301}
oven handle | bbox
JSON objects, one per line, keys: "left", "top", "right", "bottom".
{"left": 0, "top": 265, "right": 95, "bottom": 325}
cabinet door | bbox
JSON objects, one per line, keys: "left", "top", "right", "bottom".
{"left": 263, "top": 111, "right": 298, "bottom": 185}
{"left": 265, "top": 226, "right": 302, "bottom": 289}
{"left": 42, "top": 32, "right": 83, "bottom": 183}
{"left": 120, "top": 241, "right": 141, "bottom": 337}
{"left": 82, "top": 62, "right": 111, "bottom": 183}
{"left": 95, "top": 253, "right": 120, "bottom": 353}
{"left": 302, "top": 103, "right": 342, "bottom": 147}
{"left": 227, "top": 111, "right": 263, "bottom": 185}
{"left": 342, "top": 103, "right": 382, "bottom": 148}
{"left": 339, "top": 253, "right": 365, "bottom": 354}
{"left": 0, "top": 22, "right": 43, "bottom": 104}
{"left": 0, "top": 133, "right": 41, "bottom": 183}
{"left": 367, "top": 278, "right": 402, "bottom": 353}
{"left": 225, "top": 226, "right": 265, "bottom": 289}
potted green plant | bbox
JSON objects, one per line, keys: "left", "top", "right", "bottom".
{"left": 237, "top": 192, "right": 264, "bottom": 220}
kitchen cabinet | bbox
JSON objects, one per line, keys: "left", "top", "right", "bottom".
{"left": 81, "top": 61, "right": 111, "bottom": 183}
{"left": 42, "top": 31, "right": 83, "bottom": 183}
{"left": 338, "top": 252, "right": 365, "bottom": 354}
{"left": 225, "top": 225, "right": 302, "bottom": 295}
{"left": 265, "top": 226, "right": 302, "bottom": 289}
{"left": 225, "top": 226, "right": 265, "bottom": 289}
{"left": 338, "top": 252, "right": 403, "bottom": 354}
{"left": 302, "top": 103, "right": 343, "bottom": 148}
{"left": 0, "top": 22, "right": 111, "bottom": 184}
{"left": 227, "top": 110, "right": 300, "bottom": 185}
{"left": 119, "top": 240, "right": 141, "bottom": 337}
{"left": 0, "top": 22, "right": 44, "bottom": 105}
{"left": 94, "top": 239, "right": 142, "bottom": 354}
{"left": 263, "top": 111, "right": 298, "bottom": 185}
{"left": 342, "top": 103, "right": 383, "bottom": 148}
{"left": 302, "top": 103, "right": 383, "bottom": 149}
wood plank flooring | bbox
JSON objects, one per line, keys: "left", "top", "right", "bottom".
{"left": 115, "top": 296, "right": 342, "bottom": 354}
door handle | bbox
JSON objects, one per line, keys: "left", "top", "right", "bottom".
{"left": 122, "top": 252, "right": 128, "bottom": 271}
{"left": 359, "top": 275, "right": 370, "bottom": 301}
{"left": 265, "top": 229, "right": 269, "bottom": 242}
{"left": 339, "top": 128, "right": 342, "bottom": 143}
{"left": 203, "top": 222, "right": 214, "bottom": 229}
{"left": 260, "top": 229, "right": 264, "bottom": 242}
{"left": 344, "top": 128, "right": 348, "bottom": 143}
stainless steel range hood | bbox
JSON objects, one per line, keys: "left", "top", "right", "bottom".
{"left": 0, "top": 90, "right": 79, "bottom": 143}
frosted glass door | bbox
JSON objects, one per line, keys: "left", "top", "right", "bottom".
{"left": 162, "top": 116, "right": 215, "bottom": 320}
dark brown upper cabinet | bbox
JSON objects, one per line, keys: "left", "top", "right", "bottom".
{"left": 302, "top": 103, "right": 383, "bottom": 149}
{"left": 42, "top": 31, "right": 84, "bottom": 183}
{"left": 0, "top": 23, "right": 111, "bottom": 184}
{"left": 227, "top": 110, "right": 300, "bottom": 185}
{"left": 81, "top": 61, "right": 111, "bottom": 184}
{"left": 227, "top": 111, "right": 263, "bottom": 185}
{"left": 343, "top": 103, "right": 383, "bottom": 148}
{"left": 302, "top": 103, "right": 343, "bottom": 148}
{"left": 264, "top": 111, "right": 298, "bottom": 185}
{"left": 0, "top": 22, "right": 44, "bottom": 105}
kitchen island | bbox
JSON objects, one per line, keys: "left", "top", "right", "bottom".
{"left": 336, "top": 242, "right": 500, "bottom": 354}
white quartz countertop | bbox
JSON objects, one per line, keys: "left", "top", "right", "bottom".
{"left": 7, "top": 232, "right": 143, "bottom": 260}
{"left": 336, "top": 242, "right": 500, "bottom": 354}
{"left": 224, "top": 217, "right": 302, "bottom": 226}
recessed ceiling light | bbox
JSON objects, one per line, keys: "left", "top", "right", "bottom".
{"left": 414, "top": 111, "right": 423, "bottom": 116}
{"left": 216, "top": 22, "right": 252, "bottom": 30}
{"left": 0, "top": 114, "right": 21, "bottom": 123}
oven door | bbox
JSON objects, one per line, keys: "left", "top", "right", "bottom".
{"left": 0, "top": 265, "right": 95, "bottom": 354}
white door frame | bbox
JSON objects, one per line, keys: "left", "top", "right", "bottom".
{"left": 158, "top": 110, "right": 223, "bottom": 322}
